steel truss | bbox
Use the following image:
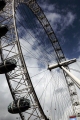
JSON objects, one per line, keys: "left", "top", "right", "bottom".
{"left": 0, "top": 0, "right": 80, "bottom": 120}
{"left": 0, "top": 0, "right": 48, "bottom": 120}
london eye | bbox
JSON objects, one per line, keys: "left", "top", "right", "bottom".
{"left": 0, "top": 0, "right": 80, "bottom": 120}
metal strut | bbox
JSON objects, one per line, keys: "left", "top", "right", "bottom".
{"left": 48, "top": 58, "right": 80, "bottom": 89}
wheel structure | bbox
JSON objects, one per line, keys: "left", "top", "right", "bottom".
{"left": 0, "top": 0, "right": 80, "bottom": 120}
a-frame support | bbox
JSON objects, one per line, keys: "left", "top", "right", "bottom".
{"left": 48, "top": 58, "right": 80, "bottom": 89}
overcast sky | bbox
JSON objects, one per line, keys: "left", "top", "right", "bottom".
{"left": 0, "top": 0, "right": 80, "bottom": 120}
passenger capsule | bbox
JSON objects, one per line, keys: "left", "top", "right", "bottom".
{"left": 0, "top": 59, "right": 17, "bottom": 74}
{"left": 0, "top": 25, "right": 8, "bottom": 38}
{"left": 0, "top": 1, "right": 6, "bottom": 11}
{"left": 8, "top": 98, "right": 30, "bottom": 114}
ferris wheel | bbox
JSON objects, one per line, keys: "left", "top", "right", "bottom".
{"left": 0, "top": 0, "right": 80, "bottom": 120}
